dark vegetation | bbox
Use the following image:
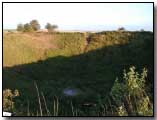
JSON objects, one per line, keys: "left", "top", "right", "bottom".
{"left": 3, "top": 31, "right": 153, "bottom": 116}
{"left": 45, "top": 23, "right": 58, "bottom": 33}
{"left": 17, "top": 19, "right": 57, "bottom": 33}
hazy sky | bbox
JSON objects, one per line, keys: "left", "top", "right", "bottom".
{"left": 3, "top": 3, "right": 153, "bottom": 31}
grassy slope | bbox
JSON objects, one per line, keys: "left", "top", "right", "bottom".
{"left": 3, "top": 32, "right": 86, "bottom": 66}
{"left": 3, "top": 31, "right": 153, "bottom": 115}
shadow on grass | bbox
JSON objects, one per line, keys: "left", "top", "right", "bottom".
{"left": 3, "top": 32, "right": 154, "bottom": 115}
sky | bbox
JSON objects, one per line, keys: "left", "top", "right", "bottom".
{"left": 3, "top": 3, "right": 153, "bottom": 31}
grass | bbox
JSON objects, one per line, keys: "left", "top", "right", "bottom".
{"left": 3, "top": 33, "right": 43, "bottom": 66}
{"left": 3, "top": 31, "right": 153, "bottom": 116}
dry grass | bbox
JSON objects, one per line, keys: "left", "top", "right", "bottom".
{"left": 21, "top": 33, "right": 58, "bottom": 50}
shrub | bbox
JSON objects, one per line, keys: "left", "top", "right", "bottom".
{"left": 30, "top": 20, "right": 40, "bottom": 31}
{"left": 17, "top": 24, "right": 24, "bottom": 32}
{"left": 23, "top": 23, "right": 34, "bottom": 32}
{"left": 45, "top": 23, "right": 58, "bottom": 33}
{"left": 3, "top": 89, "right": 19, "bottom": 112}
{"left": 110, "top": 66, "right": 153, "bottom": 116}
{"left": 118, "top": 27, "right": 125, "bottom": 31}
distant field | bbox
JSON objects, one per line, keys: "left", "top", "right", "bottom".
{"left": 3, "top": 31, "right": 153, "bottom": 116}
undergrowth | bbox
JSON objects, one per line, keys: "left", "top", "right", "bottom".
{"left": 3, "top": 66, "right": 153, "bottom": 116}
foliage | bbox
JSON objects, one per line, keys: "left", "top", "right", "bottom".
{"left": 118, "top": 27, "right": 125, "bottom": 31}
{"left": 30, "top": 20, "right": 40, "bottom": 31}
{"left": 45, "top": 23, "right": 58, "bottom": 33}
{"left": 110, "top": 66, "right": 153, "bottom": 116}
{"left": 140, "top": 29, "right": 144, "bottom": 32}
{"left": 3, "top": 89, "right": 19, "bottom": 112}
{"left": 16, "top": 20, "right": 40, "bottom": 32}
{"left": 17, "top": 24, "right": 24, "bottom": 32}
{"left": 117, "top": 105, "right": 128, "bottom": 116}
{"left": 23, "top": 23, "right": 34, "bottom": 32}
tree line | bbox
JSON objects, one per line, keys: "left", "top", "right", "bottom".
{"left": 16, "top": 19, "right": 146, "bottom": 33}
{"left": 17, "top": 19, "right": 58, "bottom": 33}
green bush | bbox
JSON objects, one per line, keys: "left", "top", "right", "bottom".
{"left": 30, "top": 20, "right": 40, "bottom": 31}
{"left": 110, "top": 66, "right": 153, "bottom": 116}
{"left": 23, "top": 23, "right": 34, "bottom": 32}
{"left": 17, "top": 24, "right": 24, "bottom": 32}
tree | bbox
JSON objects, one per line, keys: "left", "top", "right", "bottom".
{"left": 17, "top": 24, "right": 24, "bottom": 32}
{"left": 51, "top": 25, "right": 58, "bottom": 30}
{"left": 45, "top": 23, "right": 58, "bottom": 33}
{"left": 23, "top": 23, "right": 33, "bottom": 32}
{"left": 140, "top": 29, "right": 144, "bottom": 32}
{"left": 30, "top": 20, "right": 40, "bottom": 31}
{"left": 118, "top": 27, "right": 125, "bottom": 31}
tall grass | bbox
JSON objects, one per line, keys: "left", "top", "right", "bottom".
{"left": 3, "top": 67, "right": 153, "bottom": 116}
{"left": 34, "top": 81, "right": 42, "bottom": 116}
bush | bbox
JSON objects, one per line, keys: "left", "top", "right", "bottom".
{"left": 23, "top": 23, "right": 34, "bottom": 32}
{"left": 3, "top": 89, "right": 19, "bottom": 112}
{"left": 30, "top": 20, "right": 40, "bottom": 31}
{"left": 110, "top": 66, "right": 153, "bottom": 116}
{"left": 17, "top": 24, "right": 24, "bottom": 32}
{"left": 45, "top": 23, "right": 58, "bottom": 33}
{"left": 118, "top": 27, "right": 125, "bottom": 31}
